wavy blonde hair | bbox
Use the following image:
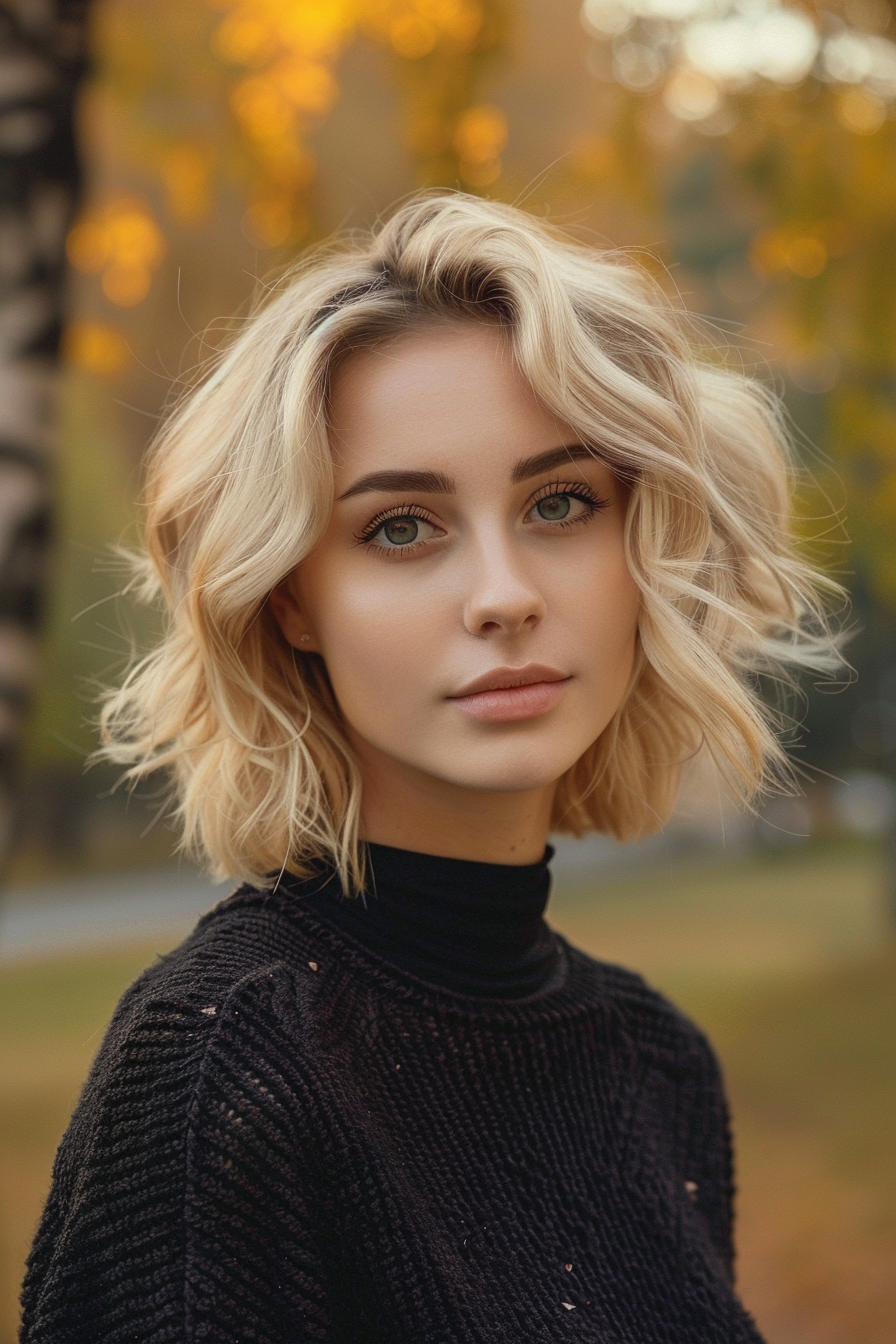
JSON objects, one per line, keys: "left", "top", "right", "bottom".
{"left": 99, "top": 191, "right": 844, "bottom": 892}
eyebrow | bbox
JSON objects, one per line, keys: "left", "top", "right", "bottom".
{"left": 510, "top": 443, "right": 596, "bottom": 483}
{"left": 336, "top": 443, "right": 597, "bottom": 501}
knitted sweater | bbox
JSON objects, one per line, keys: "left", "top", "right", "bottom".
{"left": 21, "top": 845, "right": 765, "bottom": 1343}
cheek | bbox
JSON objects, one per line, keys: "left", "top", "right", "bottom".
{"left": 577, "top": 555, "right": 642, "bottom": 713}
{"left": 569, "top": 538, "right": 641, "bottom": 644}
{"left": 301, "top": 562, "right": 437, "bottom": 718}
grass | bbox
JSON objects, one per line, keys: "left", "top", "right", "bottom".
{"left": 2, "top": 841, "right": 895, "bottom": 1343}
{"left": 676, "top": 957, "right": 896, "bottom": 1344}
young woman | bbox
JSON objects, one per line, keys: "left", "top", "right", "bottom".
{"left": 22, "top": 192, "right": 842, "bottom": 1342}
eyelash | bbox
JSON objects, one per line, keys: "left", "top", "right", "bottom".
{"left": 353, "top": 480, "right": 610, "bottom": 553}
{"left": 353, "top": 503, "right": 435, "bottom": 549}
{"left": 530, "top": 479, "right": 610, "bottom": 524}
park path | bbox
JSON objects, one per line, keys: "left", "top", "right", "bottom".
{"left": 0, "top": 866, "right": 232, "bottom": 963}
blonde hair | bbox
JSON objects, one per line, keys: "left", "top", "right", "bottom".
{"left": 100, "top": 191, "right": 844, "bottom": 893}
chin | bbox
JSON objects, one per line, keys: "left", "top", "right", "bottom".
{"left": 437, "top": 755, "right": 573, "bottom": 796}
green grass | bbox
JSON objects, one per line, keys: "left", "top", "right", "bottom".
{"left": 2, "top": 843, "right": 895, "bottom": 1343}
{"left": 549, "top": 837, "right": 893, "bottom": 987}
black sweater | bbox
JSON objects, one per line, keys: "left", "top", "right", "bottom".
{"left": 21, "top": 844, "right": 765, "bottom": 1343}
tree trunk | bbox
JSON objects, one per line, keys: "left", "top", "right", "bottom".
{"left": 0, "top": 0, "right": 89, "bottom": 872}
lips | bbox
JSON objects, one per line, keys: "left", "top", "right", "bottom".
{"left": 449, "top": 665, "right": 569, "bottom": 699}
{"left": 447, "top": 665, "right": 571, "bottom": 723}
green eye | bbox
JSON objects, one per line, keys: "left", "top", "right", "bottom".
{"left": 382, "top": 517, "right": 419, "bottom": 545}
{"left": 356, "top": 507, "right": 442, "bottom": 552}
{"left": 536, "top": 495, "right": 572, "bottom": 520}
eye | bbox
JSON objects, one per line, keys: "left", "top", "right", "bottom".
{"left": 377, "top": 516, "right": 430, "bottom": 547}
{"left": 355, "top": 505, "right": 442, "bottom": 552}
{"left": 527, "top": 483, "right": 608, "bottom": 528}
{"left": 534, "top": 494, "right": 574, "bottom": 521}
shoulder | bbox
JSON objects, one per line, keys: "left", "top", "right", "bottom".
{"left": 562, "top": 938, "right": 724, "bottom": 1084}
{"left": 73, "top": 883, "right": 330, "bottom": 1128}
{"left": 22, "top": 886, "right": 335, "bottom": 1339}
{"left": 46, "top": 884, "right": 335, "bottom": 1213}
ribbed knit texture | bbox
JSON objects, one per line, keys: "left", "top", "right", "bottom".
{"left": 21, "top": 849, "right": 766, "bottom": 1343}
{"left": 307, "top": 842, "right": 561, "bottom": 997}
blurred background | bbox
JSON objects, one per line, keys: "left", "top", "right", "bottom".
{"left": 1, "top": 0, "right": 895, "bottom": 1339}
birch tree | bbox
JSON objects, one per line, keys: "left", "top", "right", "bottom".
{"left": 0, "top": 0, "right": 89, "bottom": 869}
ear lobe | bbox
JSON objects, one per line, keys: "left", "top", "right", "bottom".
{"left": 268, "top": 577, "right": 317, "bottom": 651}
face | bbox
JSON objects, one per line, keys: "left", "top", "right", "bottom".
{"left": 270, "top": 323, "right": 641, "bottom": 843}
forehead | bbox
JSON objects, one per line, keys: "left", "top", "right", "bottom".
{"left": 326, "top": 323, "right": 573, "bottom": 479}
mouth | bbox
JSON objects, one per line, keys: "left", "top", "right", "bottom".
{"left": 450, "top": 665, "right": 569, "bottom": 697}
{"left": 447, "top": 665, "right": 571, "bottom": 723}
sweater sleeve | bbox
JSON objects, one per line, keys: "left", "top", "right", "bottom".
{"left": 670, "top": 1011, "right": 738, "bottom": 1282}
{"left": 20, "top": 964, "right": 336, "bottom": 1344}
{"left": 614, "top": 968, "right": 739, "bottom": 1284}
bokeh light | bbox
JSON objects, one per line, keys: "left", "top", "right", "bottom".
{"left": 62, "top": 322, "right": 129, "bottom": 376}
{"left": 581, "top": 0, "right": 896, "bottom": 133}
{"left": 65, "top": 196, "right": 166, "bottom": 307}
{"left": 453, "top": 103, "right": 507, "bottom": 185}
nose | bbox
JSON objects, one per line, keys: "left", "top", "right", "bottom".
{"left": 462, "top": 536, "right": 547, "bottom": 638}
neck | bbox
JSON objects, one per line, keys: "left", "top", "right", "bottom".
{"left": 354, "top": 744, "right": 556, "bottom": 866}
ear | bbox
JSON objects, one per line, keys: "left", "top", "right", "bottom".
{"left": 268, "top": 575, "right": 319, "bottom": 652}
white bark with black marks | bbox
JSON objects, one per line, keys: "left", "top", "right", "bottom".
{"left": 0, "top": 0, "right": 89, "bottom": 869}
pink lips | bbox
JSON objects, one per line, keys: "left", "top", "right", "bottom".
{"left": 448, "top": 665, "right": 571, "bottom": 723}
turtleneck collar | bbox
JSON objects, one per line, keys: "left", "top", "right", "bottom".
{"left": 294, "top": 841, "right": 561, "bottom": 999}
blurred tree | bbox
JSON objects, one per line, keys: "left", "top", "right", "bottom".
{"left": 207, "top": 0, "right": 512, "bottom": 244}
{"left": 573, "top": 0, "right": 896, "bottom": 608}
{"left": 0, "top": 0, "right": 89, "bottom": 872}
{"left": 63, "top": 0, "right": 511, "bottom": 269}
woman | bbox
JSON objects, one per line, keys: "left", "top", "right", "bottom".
{"left": 21, "top": 192, "right": 842, "bottom": 1342}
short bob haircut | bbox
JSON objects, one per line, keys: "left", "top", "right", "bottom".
{"left": 100, "top": 191, "right": 844, "bottom": 893}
